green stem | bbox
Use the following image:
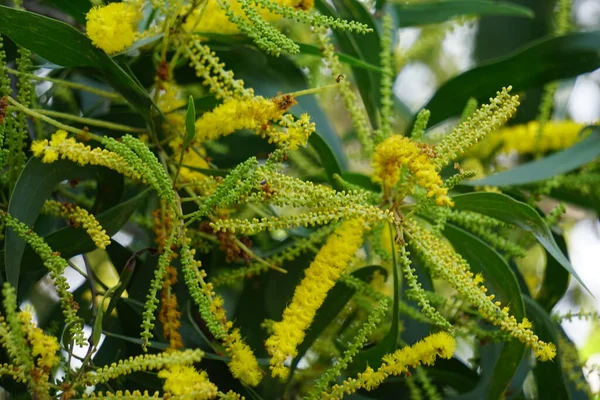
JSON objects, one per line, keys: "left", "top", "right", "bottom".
{"left": 286, "top": 82, "right": 340, "bottom": 98}
{"left": 6, "top": 97, "right": 103, "bottom": 142}
{"left": 32, "top": 109, "right": 146, "bottom": 133}
{"left": 3, "top": 67, "right": 122, "bottom": 101}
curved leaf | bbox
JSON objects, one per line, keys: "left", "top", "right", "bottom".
{"left": 444, "top": 223, "right": 525, "bottom": 399}
{"left": 42, "top": 0, "right": 92, "bottom": 25}
{"left": 470, "top": 126, "right": 600, "bottom": 187}
{"left": 394, "top": 0, "right": 534, "bottom": 27}
{"left": 4, "top": 157, "right": 123, "bottom": 289}
{"left": 451, "top": 192, "right": 589, "bottom": 293}
{"left": 315, "top": 0, "right": 382, "bottom": 129}
{"left": 309, "top": 133, "right": 343, "bottom": 186}
{"left": 0, "top": 6, "right": 153, "bottom": 119}
{"left": 536, "top": 233, "right": 570, "bottom": 313}
{"left": 524, "top": 296, "right": 570, "bottom": 400}
{"left": 423, "top": 31, "right": 600, "bottom": 126}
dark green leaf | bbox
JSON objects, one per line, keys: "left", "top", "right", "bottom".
{"left": 423, "top": 31, "right": 600, "bottom": 126}
{"left": 351, "top": 224, "right": 399, "bottom": 371}
{"left": 340, "top": 171, "right": 381, "bottom": 192}
{"left": 0, "top": 6, "right": 153, "bottom": 119}
{"left": 308, "top": 132, "right": 343, "bottom": 186}
{"left": 185, "top": 95, "right": 196, "bottom": 146}
{"left": 41, "top": 0, "right": 92, "bottom": 25}
{"left": 451, "top": 192, "right": 589, "bottom": 293}
{"left": 296, "top": 42, "right": 382, "bottom": 72}
{"left": 470, "top": 126, "right": 600, "bottom": 187}
{"left": 4, "top": 158, "right": 123, "bottom": 289}
{"left": 315, "top": 0, "right": 382, "bottom": 129}
{"left": 536, "top": 234, "right": 570, "bottom": 313}
{"left": 525, "top": 296, "right": 570, "bottom": 400}
{"left": 444, "top": 223, "right": 525, "bottom": 399}
{"left": 393, "top": 0, "right": 533, "bottom": 27}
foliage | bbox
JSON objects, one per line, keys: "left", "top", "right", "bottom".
{"left": 0, "top": 0, "right": 596, "bottom": 399}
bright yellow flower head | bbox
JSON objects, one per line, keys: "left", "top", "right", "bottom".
{"left": 18, "top": 309, "right": 61, "bottom": 370}
{"left": 266, "top": 218, "right": 365, "bottom": 379}
{"left": 158, "top": 365, "right": 218, "bottom": 399}
{"left": 225, "top": 329, "right": 263, "bottom": 386}
{"left": 86, "top": 3, "right": 139, "bottom": 54}
{"left": 373, "top": 135, "right": 452, "bottom": 206}
{"left": 194, "top": 95, "right": 293, "bottom": 144}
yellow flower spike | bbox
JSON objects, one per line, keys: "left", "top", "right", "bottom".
{"left": 372, "top": 135, "right": 452, "bottom": 206}
{"left": 266, "top": 218, "right": 365, "bottom": 380}
{"left": 324, "top": 332, "right": 456, "bottom": 399}
{"left": 194, "top": 95, "right": 295, "bottom": 144}
{"left": 18, "top": 309, "right": 60, "bottom": 371}
{"left": 225, "top": 329, "right": 263, "bottom": 386}
{"left": 42, "top": 200, "right": 111, "bottom": 249}
{"left": 158, "top": 365, "right": 218, "bottom": 399}
{"left": 469, "top": 120, "right": 587, "bottom": 158}
{"left": 86, "top": 3, "right": 139, "bottom": 54}
{"left": 30, "top": 130, "right": 143, "bottom": 181}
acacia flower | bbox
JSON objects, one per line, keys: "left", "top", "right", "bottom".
{"left": 372, "top": 135, "right": 452, "bottom": 206}
{"left": 86, "top": 3, "right": 139, "bottom": 54}
{"left": 324, "top": 332, "right": 456, "bottom": 398}
{"left": 194, "top": 95, "right": 295, "bottom": 143}
{"left": 158, "top": 365, "right": 218, "bottom": 399}
{"left": 42, "top": 200, "right": 111, "bottom": 249}
{"left": 18, "top": 309, "right": 60, "bottom": 371}
{"left": 265, "top": 218, "right": 365, "bottom": 379}
{"left": 469, "top": 120, "right": 586, "bottom": 158}
{"left": 225, "top": 329, "right": 263, "bottom": 386}
{"left": 31, "top": 130, "right": 142, "bottom": 181}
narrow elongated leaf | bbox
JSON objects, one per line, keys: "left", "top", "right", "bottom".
{"left": 351, "top": 224, "right": 399, "bottom": 371}
{"left": 451, "top": 192, "right": 589, "bottom": 292}
{"left": 308, "top": 133, "right": 343, "bottom": 186}
{"left": 444, "top": 223, "right": 525, "bottom": 399}
{"left": 315, "top": 0, "right": 382, "bottom": 129}
{"left": 184, "top": 95, "right": 196, "bottom": 146}
{"left": 0, "top": 6, "right": 153, "bottom": 119}
{"left": 536, "top": 234, "right": 570, "bottom": 313}
{"left": 394, "top": 0, "right": 533, "bottom": 27}
{"left": 423, "top": 31, "right": 600, "bottom": 126}
{"left": 470, "top": 126, "right": 600, "bottom": 187}
{"left": 5, "top": 158, "right": 123, "bottom": 289}
{"left": 525, "top": 296, "right": 570, "bottom": 400}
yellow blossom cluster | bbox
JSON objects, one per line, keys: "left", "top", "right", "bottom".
{"left": 182, "top": 0, "right": 314, "bottom": 36}
{"left": 18, "top": 309, "right": 60, "bottom": 371}
{"left": 194, "top": 95, "right": 293, "bottom": 143}
{"left": 404, "top": 219, "right": 556, "bottom": 361}
{"left": 469, "top": 120, "right": 586, "bottom": 158}
{"left": 225, "top": 328, "right": 263, "bottom": 386}
{"left": 265, "top": 218, "right": 365, "bottom": 379}
{"left": 372, "top": 135, "right": 452, "bottom": 206}
{"left": 86, "top": 2, "right": 139, "bottom": 54}
{"left": 31, "top": 130, "right": 142, "bottom": 181}
{"left": 324, "top": 332, "right": 456, "bottom": 398}
{"left": 42, "top": 200, "right": 111, "bottom": 249}
{"left": 261, "top": 113, "right": 315, "bottom": 150}
{"left": 158, "top": 365, "right": 218, "bottom": 399}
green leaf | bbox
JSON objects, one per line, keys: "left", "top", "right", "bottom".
{"left": 41, "top": 0, "right": 92, "bottom": 25}
{"left": 451, "top": 192, "right": 589, "bottom": 293}
{"left": 536, "top": 234, "right": 570, "bottom": 313}
{"left": 0, "top": 6, "right": 153, "bottom": 120}
{"left": 308, "top": 132, "right": 343, "bottom": 186}
{"left": 4, "top": 157, "right": 123, "bottom": 289}
{"left": 469, "top": 126, "right": 600, "bottom": 187}
{"left": 340, "top": 171, "right": 381, "bottom": 193}
{"left": 289, "top": 266, "right": 387, "bottom": 376}
{"left": 423, "top": 31, "right": 600, "bottom": 126}
{"left": 296, "top": 42, "right": 382, "bottom": 72}
{"left": 351, "top": 224, "right": 399, "bottom": 371}
{"left": 184, "top": 95, "right": 196, "bottom": 147}
{"left": 315, "top": 0, "right": 382, "bottom": 129}
{"left": 524, "top": 296, "right": 570, "bottom": 400}
{"left": 443, "top": 223, "right": 525, "bottom": 399}
{"left": 393, "top": 0, "right": 534, "bottom": 27}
